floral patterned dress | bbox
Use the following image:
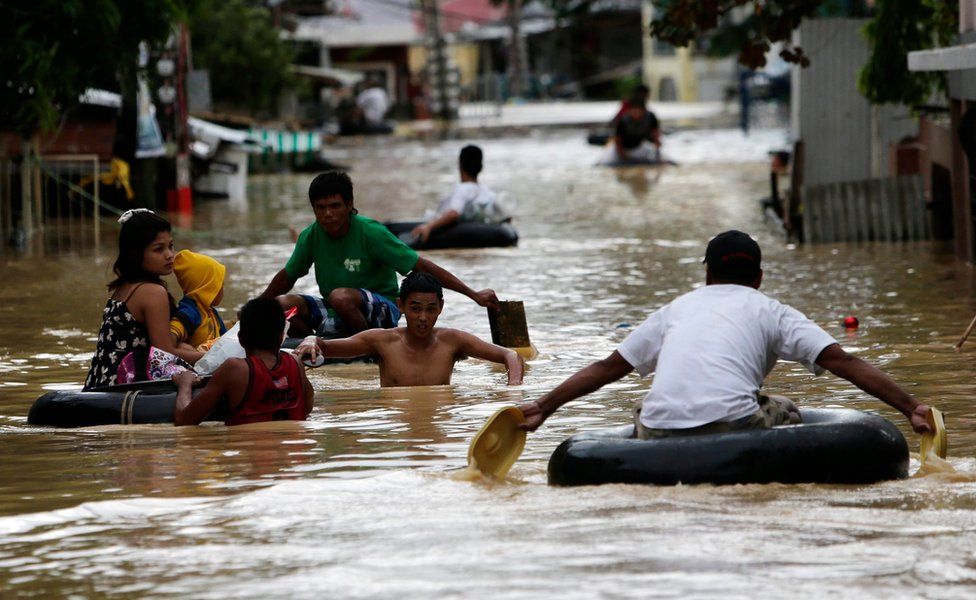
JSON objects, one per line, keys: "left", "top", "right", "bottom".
{"left": 83, "top": 297, "right": 149, "bottom": 390}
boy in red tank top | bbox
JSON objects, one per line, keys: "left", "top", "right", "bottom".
{"left": 173, "top": 297, "right": 314, "bottom": 426}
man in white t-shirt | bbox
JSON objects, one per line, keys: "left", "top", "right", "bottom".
{"left": 411, "top": 145, "right": 508, "bottom": 243}
{"left": 356, "top": 81, "right": 390, "bottom": 126}
{"left": 519, "top": 230, "right": 934, "bottom": 438}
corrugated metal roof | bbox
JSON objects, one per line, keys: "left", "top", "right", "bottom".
{"left": 288, "top": 0, "right": 420, "bottom": 47}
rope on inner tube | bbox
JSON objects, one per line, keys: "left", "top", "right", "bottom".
{"left": 119, "top": 390, "right": 142, "bottom": 425}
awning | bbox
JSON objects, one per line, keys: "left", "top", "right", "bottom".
{"left": 289, "top": 64, "right": 364, "bottom": 87}
{"left": 909, "top": 44, "right": 976, "bottom": 71}
{"left": 80, "top": 88, "right": 122, "bottom": 108}
{"left": 187, "top": 117, "right": 266, "bottom": 160}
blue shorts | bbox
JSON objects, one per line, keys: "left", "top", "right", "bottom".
{"left": 299, "top": 289, "right": 400, "bottom": 336}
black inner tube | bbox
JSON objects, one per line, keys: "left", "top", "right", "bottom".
{"left": 548, "top": 408, "right": 909, "bottom": 486}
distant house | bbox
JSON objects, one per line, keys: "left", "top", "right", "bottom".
{"left": 282, "top": 0, "right": 731, "bottom": 113}
{"left": 0, "top": 90, "right": 122, "bottom": 242}
{"left": 781, "top": 19, "right": 937, "bottom": 245}
{"left": 287, "top": 0, "right": 421, "bottom": 106}
{"left": 792, "top": 19, "right": 916, "bottom": 190}
{"left": 909, "top": 1, "right": 976, "bottom": 262}
{"left": 0, "top": 89, "right": 120, "bottom": 161}
{"left": 641, "top": 1, "right": 737, "bottom": 102}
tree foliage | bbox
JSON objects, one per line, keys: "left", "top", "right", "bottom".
{"left": 859, "top": 0, "right": 958, "bottom": 107}
{"left": 188, "top": 0, "right": 295, "bottom": 116}
{"left": 634, "top": 0, "right": 958, "bottom": 107}
{"left": 647, "top": 0, "right": 826, "bottom": 69}
{"left": 0, "top": 0, "right": 192, "bottom": 136}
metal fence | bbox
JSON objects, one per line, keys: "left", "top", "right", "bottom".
{"left": 801, "top": 175, "right": 929, "bottom": 243}
{"left": 459, "top": 74, "right": 504, "bottom": 121}
{"left": 0, "top": 154, "right": 107, "bottom": 253}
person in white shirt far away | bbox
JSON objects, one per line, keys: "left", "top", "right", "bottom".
{"left": 411, "top": 145, "right": 509, "bottom": 243}
{"left": 356, "top": 79, "right": 390, "bottom": 127}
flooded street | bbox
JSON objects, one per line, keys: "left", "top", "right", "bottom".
{"left": 2, "top": 127, "right": 976, "bottom": 597}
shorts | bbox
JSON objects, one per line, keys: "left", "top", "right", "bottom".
{"left": 600, "top": 141, "right": 659, "bottom": 165}
{"left": 299, "top": 289, "right": 400, "bottom": 336}
{"left": 633, "top": 395, "right": 802, "bottom": 440}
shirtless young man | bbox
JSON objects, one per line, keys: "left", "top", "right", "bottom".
{"left": 293, "top": 272, "right": 524, "bottom": 387}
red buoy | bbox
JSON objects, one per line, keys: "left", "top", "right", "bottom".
{"left": 843, "top": 316, "right": 859, "bottom": 329}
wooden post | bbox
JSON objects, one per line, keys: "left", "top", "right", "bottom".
{"left": 823, "top": 184, "right": 835, "bottom": 242}
{"left": 950, "top": 100, "right": 971, "bottom": 261}
{"left": 867, "top": 179, "right": 881, "bottom": 242}
{"left": 829, "top": 183, "right": 843, "bottom": 242}
{"left": 32, "top": 146, "right": 42, "bottom": 233}
{"left": 840, "top": 182, "right": 861, "bottom": 242}
{"left": 801, "top": 185, "right": 815, "bottom": 243}
{"left": 0, "top": 160, "right": 8, "bottom": 242}
{"left": 889, "top": 177, "right": 905, "bottom": 241}
{"left": 858, "top": 180, "right": 872, "bottom": 241}
{"left": 20, "top": 138, "right": 33, "bottom": 239}
{"left": 93, "top": 157, "right": 100, "bottom": 246}
{"left": 913, "top": 175, "right": 929, "bottom": 240}
{"left": 787, "top": 140, "right": 804, "bottom": 240}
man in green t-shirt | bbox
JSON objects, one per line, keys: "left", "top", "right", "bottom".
{"left": 260, "top": 171, "right": 499, "bottom": 337}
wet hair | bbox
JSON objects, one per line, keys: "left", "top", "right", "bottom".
{"left": 399, "top": 271, "right": 443, "bottom": 302}
{"left": 238, "top": 297, "right": 285, "bottom": 351}
{"left": 635, "top": 84, "right": 650, "bottom": 96}
{"left": 308, "top": 171, "right": 355, "bottom": 210}
{"left": 627, "top": 95, "right": 648, "bottom": 110}
{"left": 459, "top": 145, "right": 483, "bottom": 178}
{"left": 108, "top": 210, "right": 173, "bottom": 292}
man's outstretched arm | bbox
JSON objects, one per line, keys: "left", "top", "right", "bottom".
{"left": 259, "top": 269, "right": 297, "bottom": 300}
{"left": 174, "top": 370, "right": 227, "bottom": 426}
{"left": 414, "top": 256, "right": 498, "bottom": 308}
{"left": 293, "top": 330, "right": 382, "bottom": 362}
{"left": 455, "top": 330, "right": 524, "bottom": 385}
{"left": 519, "top": 351, "right": 634, "bottom": 431}
{"left": 412, "top": 210, "right": 460, "bottom": 243}
{"left": 815, "top": 343, "right": 932, "bottom": 434}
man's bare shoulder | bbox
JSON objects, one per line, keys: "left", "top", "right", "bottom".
{"left": 436, "top": 327, "right": 480, "bottom": 339}
{"left": 433, "top": 327, "right": 482, "bottom": 348}
{"left": 212, "top": 357, "right": 249, "bottom": 378}
{"left": 365, "top": 327, "right": 406, "bottom": 342}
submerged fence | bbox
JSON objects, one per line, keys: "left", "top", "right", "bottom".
{"left": 0, "top": 154, "right": 114, "bottom": 253}
{"left": 801, "top": 175, "right": 929, "bottom": 243}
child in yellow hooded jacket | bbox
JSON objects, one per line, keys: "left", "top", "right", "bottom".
{"left": 170, "top": 250, "right": 228, "bottom": 364}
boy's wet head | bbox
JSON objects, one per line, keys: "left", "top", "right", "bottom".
{"left": 398, "top": 272, "right": 443, "bottom": 335}
{"left": 238, "top": 297, "right": 286, "bottom": 351}
{"left": 399, "top": 272, "right": 443, "bottom": 302}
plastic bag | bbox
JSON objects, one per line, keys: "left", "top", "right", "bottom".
{"left": 194, "top": 308, "right": 296, "bottom": 375}
{"left": 193, "top": 321, "right": 243, "bottom": 375}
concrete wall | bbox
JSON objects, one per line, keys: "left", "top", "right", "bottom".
{"left": 791, "top": 19, "right": 917, "bottom": 187}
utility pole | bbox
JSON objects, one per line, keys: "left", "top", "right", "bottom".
{"left": 167, "top": 23, "right": 192, "bottom": 214}
{"left": 508, "top": 0, "right": 528, "bottom": 98}
{"left": 419, "top": 0, "right": 455, "bottom": 123}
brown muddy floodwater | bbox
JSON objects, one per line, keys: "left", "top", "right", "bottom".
{"left": 2, "top": 127, "right": 976, "bottom": 598}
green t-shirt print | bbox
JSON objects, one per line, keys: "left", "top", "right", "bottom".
{"left": 284, "top": 215, "right": 419, "bottom": 302}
